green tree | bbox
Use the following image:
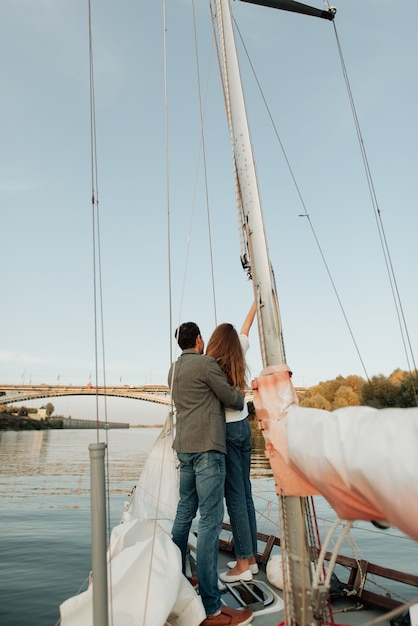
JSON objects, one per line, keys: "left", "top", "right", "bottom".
{"left": 361, "top": 374, "right": 399, "bottom": 408}
{"left": 45, "top": 402, "right": 54, "bottom": 417}
{"left": 395, "top": 371, "right": 418, "bottom": 407}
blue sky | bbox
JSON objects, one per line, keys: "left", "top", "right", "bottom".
{"left": 1, "top": 0, "right": 417, "bottom": 422}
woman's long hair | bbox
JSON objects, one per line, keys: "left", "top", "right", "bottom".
{"left": 206, "top": 323, "right": 247, "bottom": 390}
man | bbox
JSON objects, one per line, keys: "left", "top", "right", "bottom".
{"left": 168, "top": 322, "right": 253, "bottom": 626}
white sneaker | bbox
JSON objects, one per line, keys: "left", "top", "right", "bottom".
{"left": 219, "top": 569, "right": 253, "bottom": 583}
{"left": 227, "top": 560, "right": 259, "bottom": 575}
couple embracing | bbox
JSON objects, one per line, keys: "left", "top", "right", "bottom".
{"left": 168, "top": 303, "right": 257, "bottom": 626}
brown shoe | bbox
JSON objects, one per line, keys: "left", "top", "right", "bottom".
{"left": 187, "top": 574, "right": 199, "bottom": 588}
{"left": 200, "top": 606, "right": 252, "bottom": 626}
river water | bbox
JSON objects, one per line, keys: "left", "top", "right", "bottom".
{"left": 0, "top": 428, "right": 417, "bottom": 626}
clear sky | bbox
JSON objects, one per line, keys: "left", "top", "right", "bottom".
{"left": 1, "top": 0, "right": 417, "bottom": 423}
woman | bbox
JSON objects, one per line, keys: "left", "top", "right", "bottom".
{"left": 206, "top": 302, "right": 259, "bottom": 582}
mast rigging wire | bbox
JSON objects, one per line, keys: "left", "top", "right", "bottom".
{"left": 232, "top": 9, "right": 417, "bottom": 395}
{"left": 192, "top": 0, "right": 218, "bottom": 326}
{"left": 87, "top": 0, "right": 120, "bottom": 621}
{"left": 231, "top": 14, "right": 371, "bottom": 382}
{"left": 168, "top": 0, "right": 221, "bottom": 348}
{"left": 332, "top": 21, "right": 417, "bottom": 401}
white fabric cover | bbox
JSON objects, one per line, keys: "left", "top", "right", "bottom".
{"left": 60, "top": 415, "right": 206, "bottom": 626}
{"left": 252, "top": 365, "right": 418, "bottom": 541}
{"left": 283, "top": 405, "right": 418, "bottom": 541}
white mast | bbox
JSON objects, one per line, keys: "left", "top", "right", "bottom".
{"left": 214, "top": 1, "right": 330, "bottom": 623}
{"left": 215, "top": 0, "right": 286, "bottom": 368}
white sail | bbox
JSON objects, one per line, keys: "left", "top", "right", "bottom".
{"left": 60, "top": 416, "right": 206, "bottom": 626}
{"left": 252, "top": 365, "right": 418, "bottom": 543}
{"left": 280, "top": 404, "right": 418, "bottom": 540}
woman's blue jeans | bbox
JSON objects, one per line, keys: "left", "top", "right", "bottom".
{"left": 171, "top": 450, "right": 226, "bottom": 616}
{"left": 225, "top": 419, "right": 258, "bottom": 559}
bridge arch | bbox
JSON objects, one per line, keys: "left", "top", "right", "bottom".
{"left": 0, "top": 384, "right": 172, "bottom": 407}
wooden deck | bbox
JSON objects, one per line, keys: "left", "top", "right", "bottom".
{"left": 220, "top": 523, "right": 418, "bottom": 614}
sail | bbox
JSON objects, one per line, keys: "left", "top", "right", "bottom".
{"left": 252, "top": 366, "right": 418, "bottom": 541}
{"left": 280, "top": 404, "right": 418, "bottom": 540}
{"left": 60, "top": 416, "right": 206, "bottom": 626}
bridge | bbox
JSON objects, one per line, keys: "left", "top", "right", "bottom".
{"left": 0, "top": 383, "right": 303, "bottom": 407}
{"left": 0, "top": 384, "right": 173, "bottom": 407}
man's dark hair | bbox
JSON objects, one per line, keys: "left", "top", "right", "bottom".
{"left": 175, "top": 322, "right": 200, "bottom": 350}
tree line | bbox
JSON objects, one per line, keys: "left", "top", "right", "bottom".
{"left": 0, "top": 402, "right": 63, "bottom": 430}
{"left": 246, "top": 369, "right": 417, "bottom": 426}
{"left": 296, "top": 369, "right": 418, "bottom": 410}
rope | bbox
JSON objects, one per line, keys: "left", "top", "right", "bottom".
{"left": 189, "top": 0, "right": 218, "bottom": 325}
{"left": 87, "top": 3, "right": 116, "bottom": 624}
{"left": 324, "top": 522, "right": 353, "bottom": 590}
{"left": 140, "top": 4, "right": 179, "bottom": 622}
{"left": 362, "top": 596, "right": 418, "bottom": 626}
{"left": 167, "top": 0, "right": 221, "bottom": 389}
{"left": 312, "top": 518, "right": 342, "bottom": 589}
{"left": 232, "top": 16, "right": 371, "bottom": 383}
{"left": 230, "top": 10, "right": 416, "bottom": 399}
{"left": 279, "top": 494, "right": 295, "bottom": 625}
{"left": 307, "top": 497, "right": 335, "bottom": 623}
{"left": 332, "top": 21, "right": 417, "bottom": 400}
{"left": 163, "top": 0, "right": 173, "bottom": 367}
{"left": 344, "top": 521, "right": 411, "bottom": 605}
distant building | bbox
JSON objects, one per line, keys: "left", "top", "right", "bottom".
{"left": 37, "top": 406, "right": 47, "bottom": 420}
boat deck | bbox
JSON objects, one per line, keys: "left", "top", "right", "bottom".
{"left": 215, "top": 526, "right": 401, "bottom": 626}
{"left": 217, "top": 549, "right": 392, "bottom": 625}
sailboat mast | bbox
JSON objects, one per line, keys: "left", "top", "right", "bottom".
{"left": 215, "top": 0, "right": 286, "bottom": 368}
{"left": 214, "top": 1, "right": 328, "bottom": 623}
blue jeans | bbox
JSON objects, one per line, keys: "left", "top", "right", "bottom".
{"left": 171, "top": 451, "right": 226, "bottom": 616}
{"left": 225, "top": 419, "right": 258, "bottom": 559}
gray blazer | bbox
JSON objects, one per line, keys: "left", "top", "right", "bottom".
{"left": 168, "top": 350, "right": 244, "bottom": 454}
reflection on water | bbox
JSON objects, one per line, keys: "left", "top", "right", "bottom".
{"left": 0, "top": 429, "right": 157, "bottom": 505}
{"left": 251, "top": 432, "right": 273, "bottom": 479}
{"left": 0, "top": 429, "right": 161, "bottom": 626}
